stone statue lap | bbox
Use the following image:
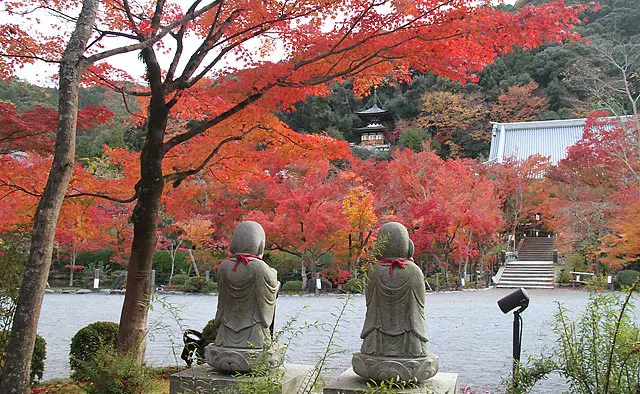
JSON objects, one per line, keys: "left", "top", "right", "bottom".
{"left": 205, "top": 221, "right": 283, "bottom": 373}
{"left": 352, "top": 222, "right": 438, "bottom": 383}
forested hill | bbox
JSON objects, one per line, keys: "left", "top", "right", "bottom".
{"left": 1, "top": 0, "right": 638, "bottom": 161}
{"left": 0, "top": 79, "right": 143, "bottom": 158}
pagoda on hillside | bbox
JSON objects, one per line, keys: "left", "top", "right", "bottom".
{"left": 353, "top": 90, "right": 391, "bottom": 152}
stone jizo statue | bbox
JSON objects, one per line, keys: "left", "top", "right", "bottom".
{"left": 205, "top": 221, "right": 282, "bottom": 373}
{"left": 352, "top": 222, "right": 438, "bottom": 382}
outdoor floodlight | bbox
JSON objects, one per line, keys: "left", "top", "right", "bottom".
{"left": 497, "top": 288, "right": 530, "bottom": 387}
{"left": 497, "top": 287, "right": 529, "bottom": 314}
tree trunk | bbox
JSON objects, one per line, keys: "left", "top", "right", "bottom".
{"left": 68, "top": 249, "right": 77, "bottom": 287}
{"left": 187, "top": 249, "right": 200, "bottom": 277}
{"left": 116, "top": 47, "right": 168, "bottom": 358}
{"left": 166, "top": 241, "right": 180, "bottom": 286}
{"left": 300, "top": 263, "right": 307, "bottom": 290}
{"left": 0, "top": 1, "right": 98, "bottom": 391}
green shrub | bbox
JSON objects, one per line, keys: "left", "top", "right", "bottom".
{"left": 31, "top": 334, "right": 46, "bottom": 384}
{"left": 558, "top": 268, "right": 571, "bottom": 284}
{"left": 566, "top": 253, "right": 586, "bottom": 271}
{"left": 183, "top": 276, "right": 206, "bottom": 293}
{"left": 202, "top": 281, "right": 218, "bottom": 294}
{"left": 344, "top": 278, "right": 362, "bottom": 294}
{"left": 281, "top": 280, "right": 303, "bottom": 292}
{"left": 69, "top": 321, "right": 119, "bottom": 381}
{"left": 0, "top": 331, "right": 46, "bottom": 384}
{"left": 201, "top": 319, "right": 217, "bottom": 347}
{"left": 75, "top": 248, "right": 114, "bottom": 268}
{"left": 168, "top": 274, "right": 188, "bottom": 287}
{"left": 78, "top": 347, "right": 152, "bottom": 394}
{"left": 195, "top": 319, "right": 218, "bottom": 361}
{"left": 616, "top": 270, "right": 639, "bottom": 289}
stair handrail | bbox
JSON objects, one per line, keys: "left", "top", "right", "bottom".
{"left": 515, "top": 238, "right": 525, "bottom": 255}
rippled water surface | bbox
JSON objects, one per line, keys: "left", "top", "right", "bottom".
{"left": 39, "top": 289, "right": 601, "bottom": 391}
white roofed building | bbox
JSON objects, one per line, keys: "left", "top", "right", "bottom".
{"left": 486, "top": 118, "right": 587, "bottom": 165}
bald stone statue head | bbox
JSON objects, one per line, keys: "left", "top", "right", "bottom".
{"left": 377, "top": 222, "right": 414, "bottom": 260}
{"left": 229, "top": 221, "right": 265, "bottom": 257}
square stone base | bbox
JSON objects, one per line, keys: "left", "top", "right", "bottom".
{"left": 322, "top": 369, "right": 458, "bottom": 394}
{"left": 170, "top": 363, "right": 314, "bottom": 394}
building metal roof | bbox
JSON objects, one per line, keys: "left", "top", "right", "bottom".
{"left": 487, "top": 118, "right": 587, "bottom": 165}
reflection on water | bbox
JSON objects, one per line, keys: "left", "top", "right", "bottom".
{"left": 40, "top": 289, "right": 595, "bottom": 391}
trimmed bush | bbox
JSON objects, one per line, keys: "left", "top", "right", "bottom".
{"left": 202, "top": 281, "right": 218, "bottom": 294}
{"left": 558, "top": 268, "right": 571, "bottom": 284}
{"left": 168, "top": 274, "right": 189, "bottom": 287}
{"left": 183, "top": 276, "right": 206, "bottom": 293}
{"left": 281, "top": 280, "right": 303, "bottom": 292}
{"left": 617, "top": 270, "right": 640, "bottom": 288}
{"left": 201, "top": 319, "right": 217, "bottom": 347}
{"left": 69, "top": 321, "right": 119, "bottom": 381}
{"left": 31, "top": 335, "right": 46, "bottom": 384}
{"left": 344, "top": 278, "right": 362, "bottom": 294}
{"left": 196, "top": 319, "right": 218, "bottom": 361}
{"left": 79, "top": 347, "right": 153, "bottom": 394}
{"left": 0, "top": 331, "right": 46, "bottom": 384}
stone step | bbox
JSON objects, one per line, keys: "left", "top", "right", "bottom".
{"left": 497, "top": 280, "right": 554, "bottom": 286}
{"left": 502, "top": 273, "right": 554, "bottom": 278}
{"left": 497, "top": 283, "right": 555, "bottom": 289}
{"left": 504, "top": 266, "right": 553, "bottom": 270}
{"left": 499, "top": 274, "right": 554, "bottom": 279}
{"left": 504, "top": 272, "right": 553, "bottom": 276}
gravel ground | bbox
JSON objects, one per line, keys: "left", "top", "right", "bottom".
{"left": 38, "top": 288, "right": 609, "bottom": 391}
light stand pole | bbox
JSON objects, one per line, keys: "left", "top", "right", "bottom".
{"left": 512, "top": 308, "right": 523, "bottom": 380}
{"left": 498, "top": 288, "right": 530, "bottom": 388}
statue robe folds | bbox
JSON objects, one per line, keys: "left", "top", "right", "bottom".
{"left": 214, "top": 256, "right": 278, "bottom": 349}
{"left": 360, "top": 261, "right": 429, "bottom": 358}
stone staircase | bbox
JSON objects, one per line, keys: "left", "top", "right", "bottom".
{"left": 517, "top": 236, "right": 555, "bottom": 261}
{"left": 496, "top": 237, "right": 556, "bottom": 289}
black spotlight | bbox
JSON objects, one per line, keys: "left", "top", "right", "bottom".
{"left": 497, "top": 288, "right": 530, "bottom": 382}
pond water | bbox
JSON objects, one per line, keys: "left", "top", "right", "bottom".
{"left": 39, "top": 288, "right": 602, "bottom": 392}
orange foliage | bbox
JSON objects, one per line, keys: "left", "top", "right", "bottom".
{"left": 491, "top": 82, "right": 550, "bottom": 122}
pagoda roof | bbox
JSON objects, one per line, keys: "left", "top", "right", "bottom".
{"left": 355, "top": 104, "right": 388, "bottom": 116}
{"left": 354, "top": 123, "right": 387, "bottom": 133}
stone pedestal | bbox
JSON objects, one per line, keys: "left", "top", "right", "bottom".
{"left": 352, "top": 352, "right": 438, "bottom": 383}
{"left": 204, "top": 344, "right": 284, "bottom": 373}
{"left": 322, "top": 369, "right": 458, "bottom": 394}
{"left": 170, "top": 363, "right": 314, "bottom": 394}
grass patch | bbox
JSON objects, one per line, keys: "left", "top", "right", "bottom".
{"left": 32, "top": 378, "right": 170, "bottom": 394}
{"left": 33, "top": 368, "right": 178, "bottom": 394}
